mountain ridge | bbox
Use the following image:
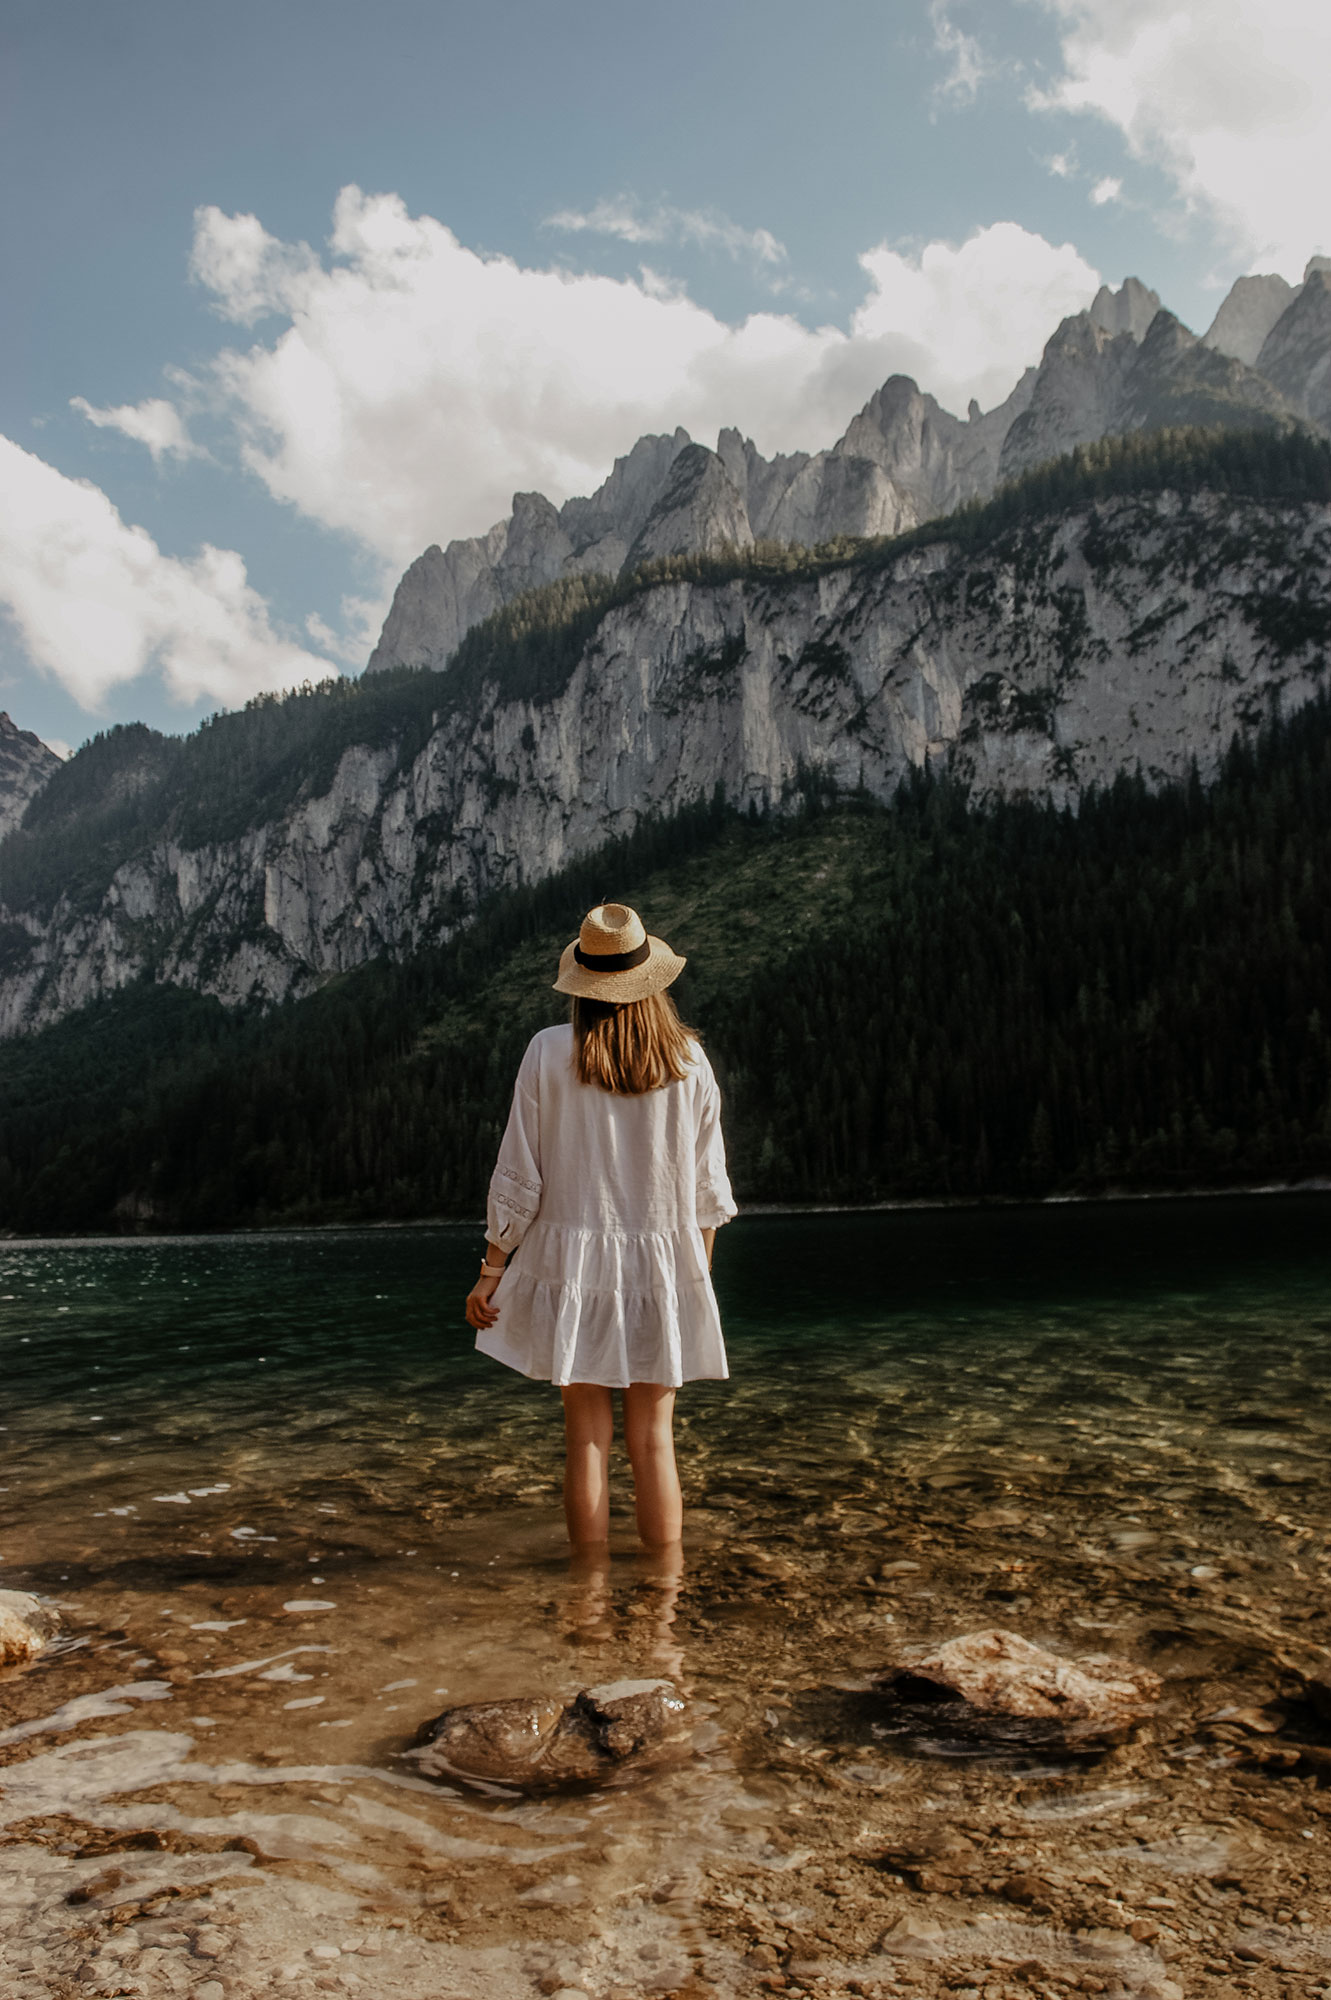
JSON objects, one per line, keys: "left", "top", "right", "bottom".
{"left": 3, "top": 427, "right": 1329, "bottom": 1040}
{"left": 368, "top": 268, "right": 1327, "bottom": 678}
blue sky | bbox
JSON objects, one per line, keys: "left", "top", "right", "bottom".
{"left": 2, "top": 0, "right": 1327, "bottom": 752}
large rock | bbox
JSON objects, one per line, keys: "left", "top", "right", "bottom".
{"left": 407, "top": 1677, "right": 686, "bottom": 1790}
{"left": 873, "top": 1628, "right": 1160, "bottom": 1749}
{"left": 0, "top": 1589, "right": 61, "bottom": 1665}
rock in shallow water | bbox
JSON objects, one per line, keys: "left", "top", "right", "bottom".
{"left": 873, "top": 1628, "right": 1160, "bottom": 1750}
{"left": 407, "top": 1677, "right": 687, "bottom": 1790}
{"left": 0, "top": 1589, "right": 60, "bottom": 1665}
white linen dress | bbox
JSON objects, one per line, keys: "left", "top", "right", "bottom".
{"left": 477, "top": 1023, "right": 737, "bottom": 1387}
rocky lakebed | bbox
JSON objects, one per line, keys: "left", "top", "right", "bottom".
{"left": 1, "top": 1207, "right": 1330, "bottom": 2000}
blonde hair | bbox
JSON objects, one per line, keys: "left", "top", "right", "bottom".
{"left": 571, "top": 991, "right": 697, "bottom": 1095}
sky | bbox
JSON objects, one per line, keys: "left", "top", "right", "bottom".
{"left": 2, "top": 0, "right": 1329, "bottom": 755}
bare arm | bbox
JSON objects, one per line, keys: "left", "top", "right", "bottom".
{"left": 702, "top": 1226, "right": 716, "bottom": 1271}
{"left": 465, "top": 1239, "right": 507, "bottom": 1331}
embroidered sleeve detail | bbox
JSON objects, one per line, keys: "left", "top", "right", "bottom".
{"left": 495, "top": 1164, "right": 541, "bottom": 1198}
{"left": 490, "top": 1185, "right": 539, "bottom": 1223}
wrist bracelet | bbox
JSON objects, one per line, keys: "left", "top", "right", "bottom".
{"left": 480, "top": 1261, "right": 506, "bottom": 1278}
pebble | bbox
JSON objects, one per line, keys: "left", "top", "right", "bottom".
{"left": 309, "top": 1942, "right": 342, "bottom": 1960}
{"left": 194, "top": 1984, "right": 225, "bottom": 2000}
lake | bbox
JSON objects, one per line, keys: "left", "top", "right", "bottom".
{"left": 2, "top": 1198, "right": 1330, "bottom": 1999}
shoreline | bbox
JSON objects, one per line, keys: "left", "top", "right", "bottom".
{"left": 1, "top": 1175, "right": 1329, "bottom": 1247}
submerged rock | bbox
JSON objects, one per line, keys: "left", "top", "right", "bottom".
{"left": 872, "top": 1628, "right": 1160, "bottom": 1750}
{"left": 1301, "top": 1668, "right": 1331, "bottom": 1726}
{"left": 0, "top": 1589, "right": 60, "bottom": 1665}
{"left": 407, "top": 1678, "right": 686, "bottom": 1790}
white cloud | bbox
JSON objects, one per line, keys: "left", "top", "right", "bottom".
{"left": 70, "top": 395, "right": 200, "bottom": 463}
{"left": 546, "top": 197, "right": 787, "bottom": 269}
{"left": 929, "top": 1, "right": 990, "bottom": 104}
{"left": 1089, "top": 175, "right": 1122, "bottom": 206}
{"left": 305, "top": 593, "right": 388, "bottom": 667}
{"left": 187, "top": 190, "right": 1098, "bottom": 568}
{"left": 0, "top": 435, "right": 335, "bottom": 710}
{"left": 1031, "top": 0, "right": 1331, "bottom": 276}
{"left": 852, "top": 222, "right": 1099, "bottom": 409}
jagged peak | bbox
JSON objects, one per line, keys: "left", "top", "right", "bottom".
{"left": 1088, "top": 277, "right": 1162, "bottom": 342}
{"left": 1133, "top": 307, "right": 1198, "bottom": 360}
{"left": 1202, "top": 272, "right": 1297, "bottom": 364}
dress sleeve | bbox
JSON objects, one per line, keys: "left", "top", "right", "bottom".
{"left": 694, "top": 1053, "right": 738, "bottom": 1231}
{"left": 486, "top": 1036, "right": 544, "bottom": 1250}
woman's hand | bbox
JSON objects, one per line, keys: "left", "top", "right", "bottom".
{"left": 465, "top": 1270, "right": 502, "bottom": 1330}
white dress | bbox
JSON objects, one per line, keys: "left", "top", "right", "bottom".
{"left": 478, "top": 1024, "right": 737, "bottom": 1387}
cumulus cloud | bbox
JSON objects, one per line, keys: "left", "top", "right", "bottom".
{"left": 70, "top": 395, "right": 200, "bottom": 462}
{"left": 1089, "top": 175, "right": 1123, "bottom": 206}
{"left": 1031, "top": 0, "right": 1331, "bottom": 276}
{"left": 187, "top": 189, "right": 1098, "bottom": 567}
{"left": 852, "top": 222, "right": 1099, "bottom": 408}
{"left": 545, "top": 197, "right": 787, "bottom": 269}
{"left": 0, "top": 435, "right": 335, "bottom": 710}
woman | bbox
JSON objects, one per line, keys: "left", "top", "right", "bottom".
{"left": 464, "top": 902, "right": 736, "bottom": 1548}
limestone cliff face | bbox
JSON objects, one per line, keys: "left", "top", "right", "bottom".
{"left": 0, "top": 714, "right": 61, "bottom": 840}
{"left": 2, "top": 490, "right": 1327, "bottom": 1037}
{"left": 1257, "top": 269, "right": 1331, "bottom": 434}
{"left": 368, "top": 272, "right": 1331, "bottom": 683}
{"left": 998, "top": 309, "right": 1296, "bottom": 484}
{"left": 1203, "top": 274, "right": 1296, "bottom": 365}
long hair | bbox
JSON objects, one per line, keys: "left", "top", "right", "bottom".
{"left": 571, "top": 991, "right": 697, "bottom": 1095}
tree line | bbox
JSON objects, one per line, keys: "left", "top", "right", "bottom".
{"left": 0, "top": 695, "right": 1326, "bottom": 1233}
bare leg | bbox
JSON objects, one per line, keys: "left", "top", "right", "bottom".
{"left": 631, "top": 1540, "right": 686, "bottom": 1677}
{"left": 561, "top": 1385, "right": 613, "bottom": 1545}
{"left": 623, "top": 1382, "right": 682, "bottom": 1547}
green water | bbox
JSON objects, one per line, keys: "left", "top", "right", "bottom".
{"left": 1, "top": 1198, "right": 1329, "bottom": 1996}
{"left": 2, "top": 1198, "right": 1329, "bottom": 1575}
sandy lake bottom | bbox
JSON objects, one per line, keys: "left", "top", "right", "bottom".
{"left": 2, "top": 1201, "right": 1331, "bottom": 2000}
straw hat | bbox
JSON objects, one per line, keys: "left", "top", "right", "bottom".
{"left": 552, "top": 902, "right": 686, "bottom": 1001}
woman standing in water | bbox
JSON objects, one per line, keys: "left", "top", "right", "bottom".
{"left": 464, "top": 903, "right": 736, "bottom": 1548}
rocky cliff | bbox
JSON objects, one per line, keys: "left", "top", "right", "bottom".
{"left": 0, "top": 713, "right": 61, "bottom": 841}
{"left": 3, "top": 480, "right": 1328, "bottom": 1037}
{"left": 368, "top": 270, "right": 1330, "bottom": 679}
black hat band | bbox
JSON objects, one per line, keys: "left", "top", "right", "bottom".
{"left": 573, "top": 938, "right": 651, "bottom": 971}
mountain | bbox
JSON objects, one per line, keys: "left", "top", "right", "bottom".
{"left": 0, "top": 689, "right": 1327, "bottom": 1231}
{"left": 1256, "top": 267, "right": 1331, "bottom": 434}
{"left": 367, "top": 271, "right": 1331, "bottom": 679}
{"left": 0, "top": 713, "right": 61, "bottom": 841}
{"left": 1203, "top": 273, "right": 1297, "bottom": 365}
{"left": 2, "top": 427, "right": 1329, "bottom": 1041}
{"left": 997, "top": 308, "right": 1296, "bottom": 484}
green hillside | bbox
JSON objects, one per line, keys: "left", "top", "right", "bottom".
{"left": 1, "top": 693, "right": 1328, "bottom": 1234}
